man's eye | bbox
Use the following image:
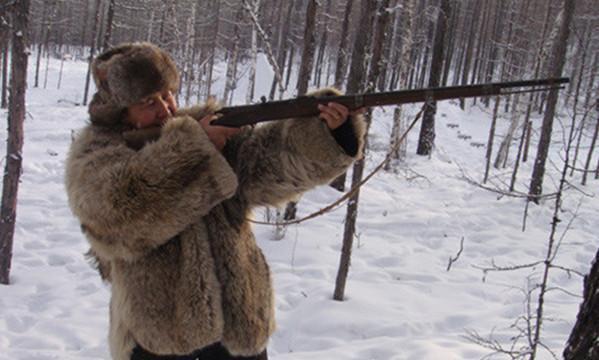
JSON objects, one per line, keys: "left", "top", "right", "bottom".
{"left": 144, "top": 99, "right": 155, "bottom": 107}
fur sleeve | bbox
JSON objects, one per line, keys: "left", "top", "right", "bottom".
{"left": 66, "top": 116, "right": 238, "bottom": 261}
{"left": 226, "top": 88, "right": 365, "bottom": 208}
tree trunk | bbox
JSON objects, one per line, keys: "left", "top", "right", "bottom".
{"left": 295, "top": 0, "right": 318, "bottom": 96}
{"left": 205, "top": 0, "right": 221, "bottom": 100}
{"left": 284, "top": 0, "right": 319, "bottom": 221}
{"left": 222, "top": 9, "right": 242, "bottom": 105}
{"left": 494, "top": 94, "right": 521, "bottom": 169}
{"left": 34, "top": 0, "right": 49, "bottom": 88}
{"left": 458, "top": 1, "right": 480, "bottom": 109}
{"left": 384, "top": 0, "right": 414, "bottom": 170}
{"left": 314, "top": 0, "right": 332, "bottom": 88}
{"left": 246, "top": 0, "right": 259, "bottom": 104}
{"left": 0, "top": 0, "right": 30, "bottom": 285}
{"left": 82, "top": 0, "right": 102, "bottom": 106}
{"left": 285, "top": 45, "right": 295, "bottom": 90}
{"left": 268, "top": 0, "right": 295, "bottom": 100}
{"left": 416, "top": 0, "right": 450, "bottom": 156}
{"left": 333, "top": 0, "right": 354, "bottom": 89}
{"left": 581, "top": 103, "right": 599, "bottom": 186}
{"left": 584, "top": 52, "right": 597, "bottom": 110}
{"left": 80, "top": 0, "right": 90, "bottom": 49}
{"left": 334, "top": 0, "right": 378, "bottom": 302}
{"left": 441, "top": 1, "right": 458, "bottom": 86}
{"left": 483, "top": 96, "right": 500, "bottom": 183}
{"left": 102, "top": 0, "right": 116, "bottom": 52}
{"left": 469, "top": 0, "right": 490, "bottom": 91}
{"left": 569, "top": 20, "right": 592, "bottom": 177}
{"left": 509, "top": 114, "right": 530, "bottom": 192}
{"left": 380, "top": 0, "right": 401, "bottom": 91}
{"left": 529, "top": 0, "right": 575, "bottom": 202}
{"left": 329, "top": 0, "right": 355, "bottom": 191}
{"left": 563, "top": 248, "right": 599, "bottom": 360}
{"left": 368, "top": 0, "right": 392, "bottom": 91}
{"left": 1, "top": 22, "right": 9, "bottom": 109}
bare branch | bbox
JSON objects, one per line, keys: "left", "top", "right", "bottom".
{"left": 447, "top": 237, "right": 464, "bottom": 272}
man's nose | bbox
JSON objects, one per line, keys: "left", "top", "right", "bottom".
{"left": 157, "top": 98, "right": 173, "bottom": 119}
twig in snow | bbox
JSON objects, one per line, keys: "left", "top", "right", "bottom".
{"left": 447, "top": 237, "right": 464, "bottom": 272}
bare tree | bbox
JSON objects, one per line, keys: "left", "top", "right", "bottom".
{"left": 0, "top": 0, "right": 30, "bottom": 285}
{"left": 246, "top": 0, "right": 259, "bottom": 104}
{"left": 222, "top": 9, "right": 243, "bottom": 105}
{"left": 483, "top": 96, "right": 501, "bottom": 183}
{"left": 333, "top": 0, "right": 354, "bottom": 89}
{"left": 564, "top": 247, "right": 599, "bottom": 360}
{"left": 416, "top": 0, "right": 451, "bottom": 156}
{"left": 82, "top": 0, "right": 102, "bottom": 106}
{"left": 569, "top": 17, "right": 594, "bottom": 178}
{"left": 334, "top": 0, "right": 378, "bottom": 302}
{"left": 581, "top": 102, "right": 599, "bottom": 186}
{"left": 295, "top": 0, "right": 318, "bottom": 96}
{"left": 384, "top": 0, "right": 415, "bottom": 171}
{"left": 457, "top": 1, "right": 481, "bottom": 104}
{"left": 33, "top": 0, "right": 52, "bottom": 88}
{"left": 529, "top": 0, "right": 575, "bottom": 202}
{"left": 102, "top": 0, "right": 116, "bottom": 52}
{"left": 242, "top": 0, "right": 286, "bottom": 100}
{"left": 282, "top": 0, "right": 320, "bottom": 221}
{"left": 328, "top": 0, "right": 355, "bottom": 192}
{"left": 0, "top": 10, "right": 9, "bottom": 109}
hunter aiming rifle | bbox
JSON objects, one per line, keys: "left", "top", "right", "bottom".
{"left": 123, "top": 77, "right": 569, "bottom": 149}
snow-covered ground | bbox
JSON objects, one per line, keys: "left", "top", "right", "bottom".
{"left": 0, "top": 53, "right": 597, "bottom": 360}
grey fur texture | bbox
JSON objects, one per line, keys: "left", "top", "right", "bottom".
{"left": 89, "top": 42, "right": 179, "bottom": 126}
{"left": 92, "top": 42, "right": 179, "bottom": 107}
{"left": 66, "top": 87, "right": 365, "bottom": 359}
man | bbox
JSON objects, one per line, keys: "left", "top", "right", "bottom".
{"left": 66, "top": 42, "right": 365, "bottom": 360}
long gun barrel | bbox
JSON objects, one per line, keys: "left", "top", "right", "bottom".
{"left": 123, "top": 78, "right": 568, "bottom": 149}
{"left": 212, "top": 77, "right": 568, "bottom": 127}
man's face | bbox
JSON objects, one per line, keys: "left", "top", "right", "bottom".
{"left": 124, "top": 90, "right": 178, "bottom": 129}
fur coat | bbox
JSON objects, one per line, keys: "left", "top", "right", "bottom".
{"left": 65, "top": 90, "right": 365, "bottom": 360}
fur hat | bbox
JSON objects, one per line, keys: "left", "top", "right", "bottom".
{"left": 88, "top": 42, "right": 180, "bottom": 126}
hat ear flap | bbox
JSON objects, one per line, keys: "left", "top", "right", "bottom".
{"left": 92, "top": 45, "right": 132, "bottom": 94}
{"left": 93, "top": 42, "right": 179, "bottom": 101}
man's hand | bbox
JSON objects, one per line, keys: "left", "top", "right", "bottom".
{"left": 199, "top": 114, "right": 241, "bottom": 151}
{"left": 317, "top": 102, "right": 365, "bottom": 130}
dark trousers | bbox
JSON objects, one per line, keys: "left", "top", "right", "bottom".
{"left": 131, "top": 342, "right": 268, "bottom": 360}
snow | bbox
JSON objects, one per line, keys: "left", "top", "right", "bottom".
{"left": 0, "top": 52, "right": 597, "bottom": 360}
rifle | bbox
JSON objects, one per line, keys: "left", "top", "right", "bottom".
{"left": 123, "top": 77, "right": 568, "bottom": 149}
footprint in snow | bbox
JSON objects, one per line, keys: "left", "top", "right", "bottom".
{"left": 47, "top": 254, "right": 74, "bottom": 267}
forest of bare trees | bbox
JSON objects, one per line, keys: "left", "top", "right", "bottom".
{"left": 0, "top": 0, "right": 596, "bottom": 183}
{"left": 0, "top": 0, "right": 598, "bottom": 357}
